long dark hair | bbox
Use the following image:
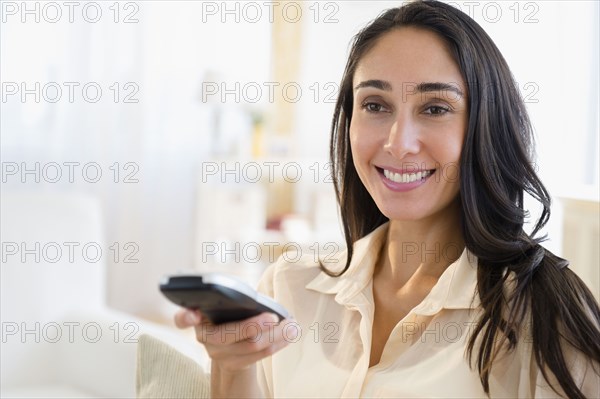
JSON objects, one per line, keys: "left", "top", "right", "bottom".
{"left": 326, "top": 1, "right": 600, "bottom": 397}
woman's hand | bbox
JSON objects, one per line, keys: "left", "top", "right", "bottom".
{"left": 174, "top": 309, "right": 295, "bottom": 371}
{"left": 175, "top": 308, "right": 297, "bottom": 398}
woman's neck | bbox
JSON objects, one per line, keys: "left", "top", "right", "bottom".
{"left": 376, "top": 200, "right": 465, "bottom": 289}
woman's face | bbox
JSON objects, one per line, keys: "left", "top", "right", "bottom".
{"left": 350, "top": 27, "right": 468, "bottom": 223}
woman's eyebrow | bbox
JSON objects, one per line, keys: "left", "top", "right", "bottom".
{"left": 417, "top": 82, "right": 464, "bottom": 98}
{"left": 354, "top": 79, "right": 392, "bottom": 91}
{"left": 354, "top": 80, "right": 463, "bottom": 98}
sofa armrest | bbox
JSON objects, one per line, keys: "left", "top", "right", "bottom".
{"left": 1, "top": 307, "right": 209, "bottom": 398}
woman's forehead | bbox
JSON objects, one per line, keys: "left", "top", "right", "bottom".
{"left": 353, "top": 27, "right": 466, "bottom": 91}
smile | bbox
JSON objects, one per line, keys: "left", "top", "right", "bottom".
{"left": 382, "top": 168, "right": 434, "bottom": 183}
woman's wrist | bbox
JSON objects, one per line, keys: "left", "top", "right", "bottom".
{"left": 210, "top": 361, "right": 260, "bottom": 399}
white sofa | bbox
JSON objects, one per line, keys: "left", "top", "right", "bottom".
{"left": 1, "top": 190, "right": 208, "bottom": 398}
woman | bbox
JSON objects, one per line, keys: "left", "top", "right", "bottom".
{"left": 176, "top": 1, "right": 600, "bottom": 397}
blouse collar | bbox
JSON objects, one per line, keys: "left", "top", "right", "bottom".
{"left": 305, "top": 222, "right": 481, "bottom": 314}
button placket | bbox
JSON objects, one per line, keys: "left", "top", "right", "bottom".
{"left": 340, "top": 290, "right": 375, "bottom": 398}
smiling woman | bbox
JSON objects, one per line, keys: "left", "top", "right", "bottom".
{"left": 174, "top": 1, "right": 600, "bottom": 398}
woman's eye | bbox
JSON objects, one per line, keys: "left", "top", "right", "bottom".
{"left": 424, "top": 105, "right": 450, "bottom": 116}
{"left": 362, "top": 102, "right": 386, "bottom": 113}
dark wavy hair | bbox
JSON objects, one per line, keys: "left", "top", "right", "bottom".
{"left": 325, "top": 1, "right": 600, "bottom": 397}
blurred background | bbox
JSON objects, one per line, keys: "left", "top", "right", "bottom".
{"left": 1, "top": 0, "right": 599, "bottom": 396}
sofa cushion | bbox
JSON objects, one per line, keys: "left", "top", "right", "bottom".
{"left": 136, "top": 334, "right": 210, "bottom": 398}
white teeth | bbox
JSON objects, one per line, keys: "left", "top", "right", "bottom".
{"left": 383, "top": 169, "right": 432, "bottom": 183}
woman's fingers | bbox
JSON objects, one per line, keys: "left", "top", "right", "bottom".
{"left": 195, "top": 312, "right": 280, "bottom": 345}
{"left": 203, "top": 316, "right": 297, "bottom": 356}
{"left": 211, "top": 334, "right": 293, "bottom": 371}
{"left": 174, "top": 309, "right": 201, "bottom": 328}
{"left": 175, "top": 310, "right": 296, "bottom": 370}
{"left": 206, "top": 317, "right": 299, "bottom": 371}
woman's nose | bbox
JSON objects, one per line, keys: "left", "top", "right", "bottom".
{"left": 383, "top": 116, "right": 421, "bottom": 159}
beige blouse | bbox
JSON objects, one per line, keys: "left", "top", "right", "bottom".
{"left": 256, "top": 223, "right": 599, "bottom": 398}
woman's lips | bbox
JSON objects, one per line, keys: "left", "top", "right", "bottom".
{"left": 376, "top": 166, "right": 436, "bottom": 192}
